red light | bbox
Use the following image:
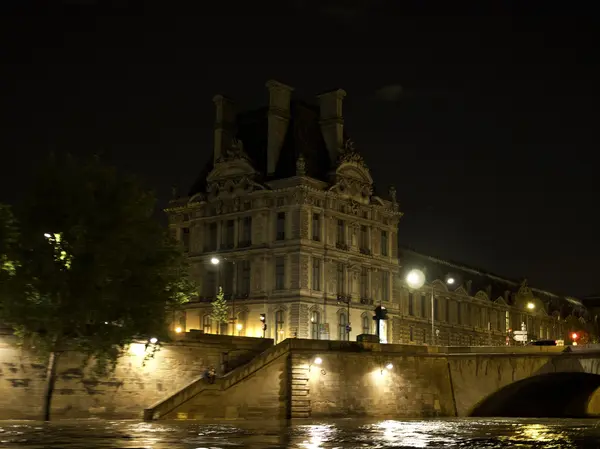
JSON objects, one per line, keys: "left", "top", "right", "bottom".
{"left": 571, "top": 332, "right": 578, "bottom": 340}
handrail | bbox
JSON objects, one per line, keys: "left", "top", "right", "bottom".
{"left": 143, "top": 339, "right": 291, "bottom": 420}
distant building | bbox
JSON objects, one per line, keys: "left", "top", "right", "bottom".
{"left": 167, "top": 80, "right": 590, "bottom": 346}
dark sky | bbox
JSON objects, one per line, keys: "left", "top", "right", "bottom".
{"left": 1, "top": 1, "right": 598, "bottom": 296}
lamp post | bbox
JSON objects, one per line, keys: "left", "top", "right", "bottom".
{"left": 211, "top": 256, "right": 236, "bottom": 335}
{"left": 406, "top": 269, "right": 454, "bottom": 346}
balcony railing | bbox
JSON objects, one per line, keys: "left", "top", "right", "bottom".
{"left": 336, "top": 293, "right": 352, "bottom": 304}
{"left": 237, "top": 240, "right": 251, "bottom": 248}
{"left": 335, "top": 242, "right": 349, "bottom": 251}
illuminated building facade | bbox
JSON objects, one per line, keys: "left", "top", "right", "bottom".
{"left": 167, "top": 80, "right": 589, "bottom": 345}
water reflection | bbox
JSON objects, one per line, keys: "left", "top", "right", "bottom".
{"left": 0, "top": 418, "right": 599, "bottom": 448}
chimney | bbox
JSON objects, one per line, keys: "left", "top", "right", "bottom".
{"left": 266, "top": 80, "right": 294, "bottom": 175}
{"left": 317, "top": 88, "right": 346, "bottom": 165}
{"left": 212, "top": 94, "right": 235, "bottom": 164}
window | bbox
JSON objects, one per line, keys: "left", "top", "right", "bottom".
{"left": 222, "top": 262, "right": 235, "bottom": 296}
{"left": 336, "top": 219, "right": 345, "bottom": 245}
{"left": 207, "top": 222, "right": 217, "bottom": 251}
{"left": 239, "top": 217, "right": 252, "bottom": 247}
{"left": 237, "top": 260, "right": 251, "bottom": 297}
{"left": 381, "top": 271, "right": 389, "bottom": 301}
{"left": 408, "top": 292, "right": 414, "bottom": 316}
{"left": 202, "top": 315, "right": 212, "bottom": 334}
{"left": 311, "top": 311, "right": 320, "bottom": 339}
{"left": 362, "top": 315, "right": 370, "bottom": 335}
{"left": 434, "top": 297, "right": 439, "bottom": 320}
{"left": 381, "top": 230, "right": 388, "bottom": 256}
{"left": 275, "top": 310, "right": 285, "bottom": 343}
{"left": 360, "top": 225, "right": 368, "bottom": 250}
{"left": 182, "top": 227, "right": 190, "bottom": 252}
{"left": 275, "top": 256, "right": 285, "bottom": 290}
{"left": 312, "top": 214, "right": 320, "bottom": 241}
{"left": 338, "top": 312, "right": 348, "bottom": 341}
{"left": 361, "top": 267, "right": 368, "bottom": 298}
{"left": 409, "top": 326, "right": 414, "bottom": 342}
{"left": 223, "top": 220, "right": 234, "bottom": 249}
{"left": 457, "top": 302, "right": 462, "bottom": 325}
{"left": 446, "top": 300, "right": 451, "bottom": 323}
{"left": 312, "top": 258, "right": 321, "bottom": 291}
{"left": 336, "top": 263, "right": 345, "bottom": 294}
{"left": 505, "top": 311, "right": 510, "bottom": 331}
{"left": 206, "top": 271, "right": 217, "bottom": 298}
{"left": 421, "top": 294, "right": 426, "bottom": 318}
{"left": 276, "top": 212, "right": 286, "bottom": 240}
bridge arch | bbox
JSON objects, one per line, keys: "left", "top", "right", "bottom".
{"left": 470, "top": 372, "right": 600, "bottom": 418}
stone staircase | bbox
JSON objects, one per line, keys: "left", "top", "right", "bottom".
{"left": 289, "top": 353, "right": 310, "bottom": 418}
{"left": 143, "top": 339, "right": 293, "bottom": 420}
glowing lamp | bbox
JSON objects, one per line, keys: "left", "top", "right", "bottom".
{"left": 406, "top": 269, "right": 425, "bottom": 289}
{"left": 175, "top": 327, "right": 182, "bottom": 333}
{"left": 446, "top": 277, "right": 455, "bottom": 285}
{"left": 313, "top": 357, "right": 323, "bottom": 365}
{"left": 236, "top": 323, "right": 243, "bottom": 331}
{"left": 526, "top": 302, "right": 535, "bottom": 310}
{"left": 210, "top": 257, "right": 220, "bottom": 265}
{"left": 572, "top": 332, "right": 579, "bottom": 340}
{"left": 385, "top": 363, "right": 393, "bottom": 370}
{"left": 149, "top": 337, "right": 158, "bottom": 344}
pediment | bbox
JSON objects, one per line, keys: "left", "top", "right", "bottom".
{"left": 494, "top": 297, "right": 508, "bottom": 306}
{"left": 432, "top": 279, "right": 449, "bottom": 292}
{"left": 336, "top": 163, "right": 373, "bottom": 185}
{"left": 207, "top": 158, "right": 256, "bottom": 183}
{"left": 454, "top": 286, "right": 468, "bottom": 296}
{"left": 474, "top": 290, "right": 489, "bottom": 301}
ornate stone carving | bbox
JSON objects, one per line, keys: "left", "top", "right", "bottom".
{"left": 296, "top": 153, "right": 306, "bottom": 176}
{"left": 215, "top": 138, "right": 250, "bottom": 163}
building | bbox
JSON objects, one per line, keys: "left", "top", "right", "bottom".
{"left": 167, "top": 80, "right": 590, "bottom": 346}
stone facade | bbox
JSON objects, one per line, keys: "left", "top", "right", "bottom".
{"left": 168, "top": 80, "right": 590, "bottom": 348}
{"left": 0, "top": 333, "right": 271, "bottom": 420}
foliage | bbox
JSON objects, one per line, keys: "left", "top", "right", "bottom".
{"left": 0, "top": 154, "right": 197, "bottom": 417}
{"left": 210, "top": 286, "right": 229, "bottom": 334}
{"left": 0, "top": 204, "right": 18, "bottom": 275}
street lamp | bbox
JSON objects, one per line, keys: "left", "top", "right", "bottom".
{"left": 406, "top": 269, "right": 453, "bottom": 346}
{"left": 526, "top": 302, "right": 535, "bottom": 310}
{"left": 211, "top": 257, "right": 220, "bottom": 265}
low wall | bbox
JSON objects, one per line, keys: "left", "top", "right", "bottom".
{"left": 0, "top": 333, "right": 272, "bottom": 420}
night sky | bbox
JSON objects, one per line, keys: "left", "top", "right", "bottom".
{"left": 1, "top": 1, "right": 598, "bottom": 296}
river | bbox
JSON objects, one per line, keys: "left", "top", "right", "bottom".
{"left": 1, "top": 418, "right": 599, "bottom": 448}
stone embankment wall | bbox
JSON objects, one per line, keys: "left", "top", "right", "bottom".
{"left": 0, "top": 333, "right": 272, "bottom": 420}
{"left": 2, "top": 333, "right": 599, "bottom": 421}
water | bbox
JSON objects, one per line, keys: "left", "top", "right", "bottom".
{"left": 0, "top": 418, "right": 599, "bottom": 448}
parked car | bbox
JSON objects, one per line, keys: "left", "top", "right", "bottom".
{"left": 528, "top": 340, "right": 557, "bottom": 346}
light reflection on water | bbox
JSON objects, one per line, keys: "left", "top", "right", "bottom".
{"left": 0, "top": 418, "right": 599, "bottom": 448}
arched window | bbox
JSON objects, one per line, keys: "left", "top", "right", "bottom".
{"left": 202, "top": 315, "right": 212, "bottom": 334}
{"left": 338, "top": 312, "right": 348, "bottom": 341}
{"left": 275, "top": 310, "right": 285, "bottom": 343}
{"left": 362, "top": 315, "right": 370, "bottom": 335}
{"left": 310, "top": 310, "right": 320, "bottom": 340}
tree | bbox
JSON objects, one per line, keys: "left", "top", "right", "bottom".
{"left": 0, "top": 204, "right": 18, "bottom": 275}
{"left": 0, "top": 154, "right": 196, "bottom": 421}
{"left": 211, "top": 286, "right": 229, "bottom": 334}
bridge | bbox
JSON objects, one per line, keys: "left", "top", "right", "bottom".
{"left": 143, "top": 339, "right": 600, "bottom": 420}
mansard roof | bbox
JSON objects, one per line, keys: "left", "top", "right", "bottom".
{"left": 398, "top": 246, "right": 586, "bottom": 317}
{"left": 189, "top": 100, "right": 335, "bottom": 197}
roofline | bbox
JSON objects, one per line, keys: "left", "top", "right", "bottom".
{"left": 399, "top": 245, "right": 575, "bottom": 301}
